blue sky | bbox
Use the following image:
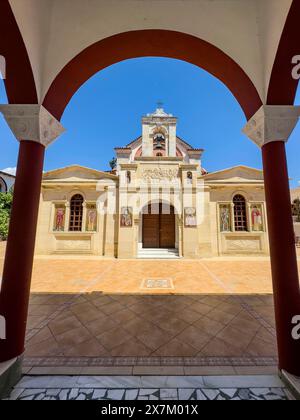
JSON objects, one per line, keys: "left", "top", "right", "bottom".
{"left": 0, "top": 57, "right": 299, "bottom": 187}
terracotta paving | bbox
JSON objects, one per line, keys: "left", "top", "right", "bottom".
{"left": 24, "top": 291, "right": 278, "bottom": 360}
{"left": 1, "top": 243, "right": 300, "bottom": 363}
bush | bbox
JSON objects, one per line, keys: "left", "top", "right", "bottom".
{"left": 0, "top": 191, "right": 13, "bottom": 240}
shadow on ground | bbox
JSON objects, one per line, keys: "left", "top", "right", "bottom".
{"left": 25, "top": 292, "right": 277, "bottom": 362}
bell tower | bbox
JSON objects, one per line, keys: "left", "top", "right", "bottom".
{"left": 141, "top": 104, "right": 177, "bottom": 157}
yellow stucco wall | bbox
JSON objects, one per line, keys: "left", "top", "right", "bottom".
{"left": 34, "top": 164, "right": 269, "bottom": 259}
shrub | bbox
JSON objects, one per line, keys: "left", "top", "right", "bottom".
{"left": 0, "top": 191, "right": 13, "bottom": 240}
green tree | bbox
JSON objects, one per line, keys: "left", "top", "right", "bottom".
{"left": 0, "top": 191, "right": 13, "bottom": 240}
{"left": 292, "top": 198, "right": 300, "bottom": 223}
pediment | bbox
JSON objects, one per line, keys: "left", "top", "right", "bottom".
{"left": 43, "top": 165, "right": 116, "bottom": 182}
{"left": 203, "top": 166, "right": 263, "bottom": 183}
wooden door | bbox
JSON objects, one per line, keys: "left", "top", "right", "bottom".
{"left": 160, "top": 208, "right": 176, "bottom": 248}
{"left": 142, "top": 206, "right": 159, "bottom": 248}
{"left": 142, "top": 204, "right": 175, "bottom": 248}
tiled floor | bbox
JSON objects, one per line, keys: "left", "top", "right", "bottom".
{"left": 6, "top": 375, "right": 290, "bottom": 400}
{"left": 13, "top": 257, "right": 279, "bottom": 295}
{"left": 25, "top": 292, "right": 277, "bottom": 361}
{"left": 1, "top": 247, "right": 300, "bottom": 365}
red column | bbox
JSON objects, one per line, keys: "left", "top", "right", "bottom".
{"left": 262, "top": 141, "right": 300, "bottom": 375}
{"left": 0, "top": 141, "right": 45, "bottom": 362}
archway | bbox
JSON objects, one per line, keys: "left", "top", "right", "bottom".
{"left": 0, "top": 19, "right": 300, "bottom": 379}
{"left": 0, "top": 177, "right": 7, "bottom": 193}
{"left": 42, "top": 30, "right": 262, "bottom": 121}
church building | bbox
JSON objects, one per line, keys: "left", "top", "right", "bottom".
{"left": 0, "top": 170, "right": 15, "bottom": 193}
{"left": 35, "top": 107, "right": 269, "bottom": 258}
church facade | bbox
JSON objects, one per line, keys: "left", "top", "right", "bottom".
{"left": 35, "top": 107, "right": 269, "bottom": 258}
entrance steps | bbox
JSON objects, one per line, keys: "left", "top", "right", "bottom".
{"left": 138, "top": 248, "right": 180, "bottom": 259}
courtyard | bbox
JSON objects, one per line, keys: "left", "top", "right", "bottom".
{"left": 1, "top": 0, "right": 300, "bottom": 402}
{"left": 3, "top": 242, "right": 300, "bottom": 373}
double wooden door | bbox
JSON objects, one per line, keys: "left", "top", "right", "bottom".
{"left": 142, "top": 204, "right": 175, "bottom": 248}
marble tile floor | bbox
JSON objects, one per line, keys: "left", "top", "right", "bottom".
{"left": 5, "top": 375, "right": 291, "bottom": 400}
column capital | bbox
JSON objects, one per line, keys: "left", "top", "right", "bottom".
{"left": 243, "top": 105, "right": 300, "bottom": 148}
{"left": 0, "top": 104, "right": 65, "bottom": 147}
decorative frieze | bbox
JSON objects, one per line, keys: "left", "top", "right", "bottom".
{"left": 142, "top": 168, "right": 178, "bottom": 181}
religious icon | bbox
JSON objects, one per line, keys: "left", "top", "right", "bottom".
{"left": 220, "top": 205, "right": 231, "bottom": 232}
{"left": 187, "top": 172, "right": 193, "bottom": 185}
{"left": 184, "top": 207, "right": 197, "bottom": 227}
{"left": 86, "top": 205, "right": 97, "bottom": 231}
{"left": 120, "top": 207, "right": 133, "bottom": 227}
{"left": 251, "top": 205, "right": 263, "bottom": 231}
{"left": 53, "top": 206, "right": 65, "bottom": 231}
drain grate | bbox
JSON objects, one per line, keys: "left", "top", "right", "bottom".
{"left": 140, "top": 278, "right": 174, "bottom": 290}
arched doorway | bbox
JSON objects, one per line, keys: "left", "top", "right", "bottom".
{"left": 142, "top": 203, "right": 176, "bottom": 249}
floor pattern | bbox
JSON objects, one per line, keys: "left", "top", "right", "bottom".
{"left": 6, "top": 375, "right": 290, "bottom": 401}
{"left": 25, "top": 293, "right": 278, "bottom": 360}
{"left": 9, "top": 387, "right": 289, "bottom": 401}
{"left": 2, "top": 250, "right": 299, "bottom": 362}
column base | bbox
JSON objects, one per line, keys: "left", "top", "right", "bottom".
{"left": 0, "top": 355, "right": 23, "bottom": 399}
{"left": 280, "top": 370, "right": 300, "bottom": 400}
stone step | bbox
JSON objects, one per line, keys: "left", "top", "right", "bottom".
{"left": 138, "top": 248, "right": 180, "bottom": 259}
{"left": 139, "top": 249, "right": 178, "bottom": 254}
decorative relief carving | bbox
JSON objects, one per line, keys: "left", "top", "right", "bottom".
{"left": 226, "top": 238, "right": 261, "bottom": 251}
{"left": 243, "top": 105, "right": 300, "bottom": 148}
{"left": 142, "top": 168, "right": 178, "bottom": 181}
{"left": 56, "top": 238, "right": 91, "bottom": 251}
{"left": 0, "top": 105, "right": 65, "bottom": 147}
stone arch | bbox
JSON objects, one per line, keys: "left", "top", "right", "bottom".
{"left": 42, "top": 30, "right": 262, "bottom": 121}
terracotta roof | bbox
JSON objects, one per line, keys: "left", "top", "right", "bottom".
{"left": 125, "top": 136, "right": 142, "bottom": 148}
{"left": 187, "top": 148, "right": 204, "bottom": 152}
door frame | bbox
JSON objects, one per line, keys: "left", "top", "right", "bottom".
{"left": 141, "top": 202, "right": 177, "bottom": 249}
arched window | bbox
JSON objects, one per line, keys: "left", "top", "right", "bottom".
{"left": 0, "top": 177, "right": 7, "bottom": 193}
{"left": 69, "top": 194, "right": 84, "bottom": 231}
{"left": 126, "top": 171, "right": 131, "bottom": 184}
{"left": 233, "top": 194, "right": 248, "bottom": 231}
{"left": 153, "top": 133, "right": 165, "bottom": 154}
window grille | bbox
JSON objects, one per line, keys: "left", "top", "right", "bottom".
{"left": 69, "top": 194, "right": 84, "bottom": 231}
{"left": 233, "top": 194, "right": 247, "bottom": 231}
